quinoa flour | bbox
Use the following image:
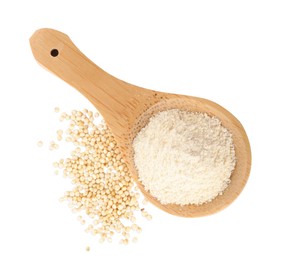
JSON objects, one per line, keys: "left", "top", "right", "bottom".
{"left": 133, "top": 109, "right": 236, "bottom": 205}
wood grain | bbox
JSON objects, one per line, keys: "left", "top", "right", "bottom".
{"left": 30, "top": 28, "right": 251, "bottom": 217}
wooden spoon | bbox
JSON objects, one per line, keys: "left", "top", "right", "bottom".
{"left": 30, "top": 28, "right": 251, "bottom": 217}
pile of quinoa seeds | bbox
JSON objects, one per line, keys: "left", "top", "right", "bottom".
{"left": 38, "top": 108, "right": 152, "bottom": 248}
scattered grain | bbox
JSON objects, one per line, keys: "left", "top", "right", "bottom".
{"left": 142, "top": 198, "right": 149, "bottom": 205}
{"left": 49, "top": 109, "right": 150, "bottom": 244}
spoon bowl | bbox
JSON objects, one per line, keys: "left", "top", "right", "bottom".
{"left": 30, "top": 28, "right": 251, "bottom": 217}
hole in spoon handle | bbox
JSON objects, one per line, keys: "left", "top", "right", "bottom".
{"left": 50, "top": 49, "right": 59, "bottom": 57}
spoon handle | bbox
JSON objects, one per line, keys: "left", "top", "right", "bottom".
{"left": 30, "top": 28, "right": 141, "bottom": 126}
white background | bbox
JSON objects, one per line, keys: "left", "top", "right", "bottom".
{"left": 0, "top": 0, "right": 280, "bottom": 259}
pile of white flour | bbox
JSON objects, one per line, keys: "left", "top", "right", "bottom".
{"left": 133, "top": 109, "right": 236, "bottom": 205}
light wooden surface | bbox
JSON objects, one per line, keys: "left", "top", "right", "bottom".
{"left": 30, "top": 28, "right": 251, "bottom": 217}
